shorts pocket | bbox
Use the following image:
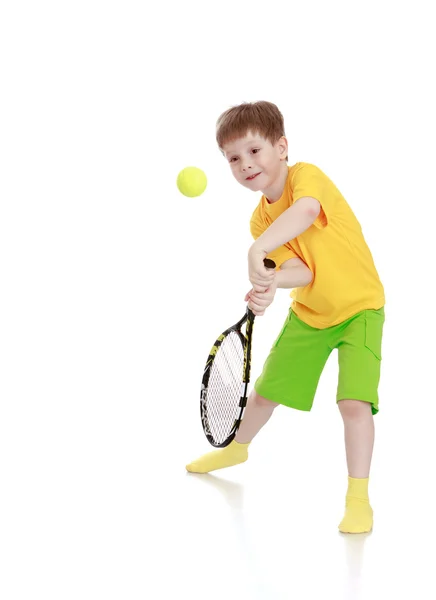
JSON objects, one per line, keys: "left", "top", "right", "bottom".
{"left": 364, "top": 308, "right": 385, "bottom": 360}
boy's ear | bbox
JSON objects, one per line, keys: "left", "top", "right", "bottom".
{"left": 277, "top": 136, "right": 288, "bottom": 159}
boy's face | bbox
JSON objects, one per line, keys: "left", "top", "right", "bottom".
{"left": 222, "top": 131, "right": 288, "bottom": 193}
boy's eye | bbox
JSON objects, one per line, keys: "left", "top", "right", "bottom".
{"left": 230, "top": 157, "right": 238, "bottom": 163}
{"left": 252, "top": 148, "right": 260, "bottom": 154}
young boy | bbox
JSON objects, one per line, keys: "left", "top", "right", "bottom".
{"left": 186, "top": 101, "right": 385, "bottom": 534}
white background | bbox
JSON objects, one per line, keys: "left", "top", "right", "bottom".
{"left": 1, "top": 1, "right": 435, "bottom": 599}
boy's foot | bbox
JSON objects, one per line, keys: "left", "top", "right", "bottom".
{"left": 339, "top": 476, "right": 373, "bottom": 533}
{"left": 339, "top": 498, "right": 373, "bottom": 533}
{"left": 186, "top": 440, "right": 249, "bottom": 474}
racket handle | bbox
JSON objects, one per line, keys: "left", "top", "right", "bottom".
{"left": 246, "top": 258, "right": 277, "bottom": 319}
{"left": 263, "top": 258, "right": 276, "bottom": 270}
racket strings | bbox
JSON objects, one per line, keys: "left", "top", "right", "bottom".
{"left": 206, "top": 331, "right": 245, "bottom": 444}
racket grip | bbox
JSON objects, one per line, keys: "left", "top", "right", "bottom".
{"left": 263, "top": 258, "right": 276, "bottom": 270}
{"left": 246, "top": 258, "right": 276, "bottom": 319}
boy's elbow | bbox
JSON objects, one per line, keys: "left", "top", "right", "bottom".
{"left": 296, "top": 264, "right": 313, "bottom": 287}
{"left": 306, "top": 197, "right": 321, "bottom": 219}
{"left": 296, "top": 196, "right": 321, "bottom": 218}
{"left": 303, "top": 266, "right": 314, "bottom": 286}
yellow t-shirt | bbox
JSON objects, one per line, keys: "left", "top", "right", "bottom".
{"left": 250, "top": 162, "right": 385, "bottom": 329}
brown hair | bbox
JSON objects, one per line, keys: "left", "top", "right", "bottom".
{"left": 216, "top": 101, "right": 286, "bottom": 152}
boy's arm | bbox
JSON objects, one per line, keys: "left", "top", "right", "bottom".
{"left": 248, "top": 196, "right": 320, "bottom": 292}
{"left": 253, "top": 196, "right": 320, "bottom": 256}
{"left": 276, "top": 256, "right": 313, "bottom": 289}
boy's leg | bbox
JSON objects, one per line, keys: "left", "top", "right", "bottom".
{"left": 235, "top": 390, "right": 279, "bottom": 443}
{"left": 185, "top": 390, "right": 278, "bottom": 473}
{"left": 339, "top": 399, "right": 374, "bottom": 479}
{"left": 337, "top": 399, "right": 374, "bottom": 533}
{"left": 336, "top": 308, "right": 384, "bottom": 533}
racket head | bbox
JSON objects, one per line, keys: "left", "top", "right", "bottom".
{"left": 200, "top": 310, "right": 254, "bottom": 448}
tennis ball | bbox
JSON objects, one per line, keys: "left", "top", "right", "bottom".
{"left": 176, "top": 166, "right": 207, "bottom": 197}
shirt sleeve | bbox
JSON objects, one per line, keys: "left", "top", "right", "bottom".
{"left": 250, "top": 212, "right": 299, "bottom": 269}
{"left": 291, "top": 163, "right": 332, "bottom": 229}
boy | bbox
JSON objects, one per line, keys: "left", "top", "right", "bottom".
{"left": 186, "top": 101, "right": 385, "bottom": 534}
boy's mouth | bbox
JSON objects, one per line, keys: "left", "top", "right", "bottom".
{"left": 246, "top": 172, "right": 261, "bottom": 181}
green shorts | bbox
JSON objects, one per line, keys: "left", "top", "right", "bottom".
{"left": 255, "top": 307, "right": 385, "bottom": 415}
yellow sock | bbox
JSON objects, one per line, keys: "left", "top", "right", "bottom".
{"left": 186, "top": 440, "right": 250, "bottom": 474}
{"left": 338, "top": 476, "right": 373, "bottom": 534}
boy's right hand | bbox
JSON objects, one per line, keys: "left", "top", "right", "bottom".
{"left": 244, "top": 280, "right": 277, "bottom": 316}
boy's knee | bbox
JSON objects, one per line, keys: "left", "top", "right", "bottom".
{"left": 338, "top": 399, "right": 372, "bottom": 419}
{"left": 253, "top": 392, "right": 279, "bottom": 409}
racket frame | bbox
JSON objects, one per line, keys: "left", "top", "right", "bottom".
{"left": 199, "top": 258, "right": 276, "bottom": 447}
{"left": 200, "top": 308, "right": 255, "bottom": 448}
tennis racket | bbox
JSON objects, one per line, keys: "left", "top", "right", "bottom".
{"left": 200, "top": 258, "right": 276, "bottom": 447}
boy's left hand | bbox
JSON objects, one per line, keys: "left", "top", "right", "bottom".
{"left": 248, "top": 246, "right": 275, "bottom": 292}
{"left": 244, "top": 280, "right": 277, "bottom": 316}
